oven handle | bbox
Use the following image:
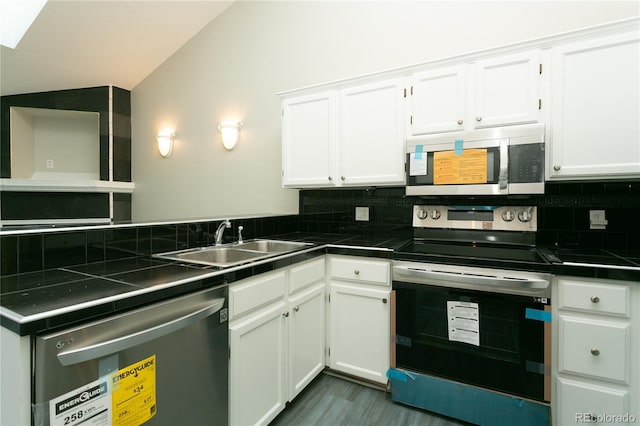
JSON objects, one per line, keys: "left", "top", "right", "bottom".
{"left": 393, "top": 266, "right": 549, "bottom": 293}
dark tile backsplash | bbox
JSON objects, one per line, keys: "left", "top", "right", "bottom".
{"left": 0, "top": 215, "right": 300, "bottom": 276}
{"left": 298, "top": 182, "right": 640, "bottom": 251}
{"left": 1, "top": 181, "right": 639, "bottom": 276}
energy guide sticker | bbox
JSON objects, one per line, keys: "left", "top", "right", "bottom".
{"left": 48, "top": 355, "right": 157, "bottom": 426}
{"left": 447, "top": 301, "right": 480, "bottom": 346}
{"left": 111, "top": 355, "right": 157, "bottom": 426}
{"left": 49, "top": 379, "right": 111, "bottom": 426}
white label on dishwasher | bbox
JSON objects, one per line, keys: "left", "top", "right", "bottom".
{"left": 49, "top": 378, "right": 111, "bottom": 426}
{"left": 447, "top": 301, "right": 480, "bottom": 346}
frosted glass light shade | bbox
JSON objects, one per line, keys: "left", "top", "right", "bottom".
{"left": 218, "top": 121, "right": 243, "bottom": 150}
{"left": 156, "top": 132, "right": 174, "bottom": 157}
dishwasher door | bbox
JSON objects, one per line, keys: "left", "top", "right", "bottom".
{"left": 33, "top": 285, "right": 228, "bottom": 426}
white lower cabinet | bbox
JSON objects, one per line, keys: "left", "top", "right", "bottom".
{"left": 327, "top": 255, "right": 391, "bottom": 385}
{"left": 553, "top": 276, "right": 639, "bottom": 426}
{"left": 229, "top": 258, "right": 325, "bottom": 426}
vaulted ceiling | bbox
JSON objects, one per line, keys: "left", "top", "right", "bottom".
{"left": 0, "top": 0, "right": 233, "bottom": 96}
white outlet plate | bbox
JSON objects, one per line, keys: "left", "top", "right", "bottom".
{"left": 46, "top": 159, "right": 54, "bottom": 169}
{"left": 355, "top": 207, "right": 369, "bottom": 221}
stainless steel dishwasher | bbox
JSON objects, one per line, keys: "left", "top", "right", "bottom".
{"left": 32, "top": 285, "right": 228, "bottom": 426}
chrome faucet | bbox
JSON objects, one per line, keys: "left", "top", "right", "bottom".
{"left": 237, "top": 226, "right": 244, "bottom": 244}
{"left": 214, "top": 220, "right": 231, "bottom": 246}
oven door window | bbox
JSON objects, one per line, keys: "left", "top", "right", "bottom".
{"left": 394, "top": 282, "right": 548, "bottom": 402}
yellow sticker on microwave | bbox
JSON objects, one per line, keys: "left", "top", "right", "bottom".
{"left": 433, "top": 149, "right": 488, "bottom": 185}
{"left": 111, "top": 355, "right": 156, "bottom": 426}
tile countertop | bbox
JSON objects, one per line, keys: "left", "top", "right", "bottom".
{"left": 0, "top": 233, "right": 402, "bottom": 336}
{"left": 2, "top": 231, "right": 639, "bottom": 336}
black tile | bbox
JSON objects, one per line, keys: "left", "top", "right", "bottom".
{"left": 0, "top": 236, "right": 18, "bottom": 276}
{"left": 105, "top": 228, "right": 138, "bottom": 260}
{"left": 18, "top": 234, "right": 43, "bottom": 273}
{"left": 150, "top": 225, "right": 177, "bottom": 254}
{"left": 79, "top": 86, "right": 109, "bottom": 111}
{"left": 137, "top": 227, "right": 152, "bottom": 255}
{"left": 44, "top": 232, "right": 87, "bottom": 269}
{"left": 112, "top": 87, "right": 131, "bottom": 116}
{"left": 87, "top": 229, "right": 105, "bottom": 263}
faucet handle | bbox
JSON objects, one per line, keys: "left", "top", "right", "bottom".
{"left": 238, "top": 226, "right": 244, "bottom": 244}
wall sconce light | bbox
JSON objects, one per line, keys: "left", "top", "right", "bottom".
{"left": 156, "top": 130, "right": 175, "bottom": 158}
{"left": 218, "top": 121, "right": 243, "bottom": 150}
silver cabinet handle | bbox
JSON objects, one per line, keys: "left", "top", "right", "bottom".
{"left": 457, "top": 119, "right": 463, "bottom": 125}
{"left": 57, "top": 298, "right": 224, "bottom": 366}
{"left": 553, "top": 165, "right": 561, "bottom": 171}
{"left": 341, "top": 176, "right": 345, "bottom": 181}
{"left": 283, "top": 311, "right": 290, "bottom": 317}
{"left": 476, "top": 116, "right": 482, "bottom": 122}
{"left": 328, "top": 176, "right": 333, "bottom": 181}
{"left": 590, "top": 348, "right": 600, "bottom": 356}
{"left": 590, "top": 296, "right": 600, "bottom": 303}
{"left": 354, "top": 270, "right": 360, "bottom": 275}
{"left": 293, "top": 306, "right": 300, "bottom": 312}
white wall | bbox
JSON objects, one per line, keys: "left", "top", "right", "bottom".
{"left": 131, "top": 1, "right": 639, "bottom": 222}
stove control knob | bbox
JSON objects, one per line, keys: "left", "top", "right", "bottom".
{"left": 430, "top": 209, "right": 441, "bottom": 220}
{"left": 416, "top": 209, "right": 428, "bottom": 220}
{"left": 502, "top": 210, "right": 515, "bottom": 222}
{"left": 518, "top": 210, "right": 533, "bottom": 223}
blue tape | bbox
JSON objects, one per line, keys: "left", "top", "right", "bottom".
{"left": 387, "top": 368, "right": 408, "bottom": 382}
{"left": 454, "top": 139, "right": 464, "bottom": 155}
{"left": 525, "top": 308, "right": 551, "bottom": 322}
{"left": 415, "top": 144, "right": 423, "bottom": 160}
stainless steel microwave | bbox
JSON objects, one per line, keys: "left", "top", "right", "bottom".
{"left": 406, "top": 123, "right": 545, "bottom": 196}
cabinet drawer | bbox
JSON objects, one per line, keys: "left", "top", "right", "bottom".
{"left": 330, "top": 257, "right": 390, "bottom": 286}
{"left": 557, "top": 278, "right": 630, "bottom": 317}
{"left": 558, "top": 315, "right": 630, "bottom": 384}
{"left": 229, "top": 270, "right": 287, "bottom": 320}
{"left": 556, "top": 377, "right": 629, "bottom": 425}
{"left": 289, "top": 257, "right": 325, "bottom": 294}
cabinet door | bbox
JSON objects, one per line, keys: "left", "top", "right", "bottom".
{"left": 549, "top": 32, "right": 640, "bottom": 179}
{"left": 229, "top": 301, "right": 287, "bottom": 426}
{"left": 282, "top": 91, "right": 337, "bottom": 187}
{"left": 288, "top": 283, "right": 325, "bottom": 400}
{"left": 409, "top": 65, "right": 466, "bottom": 135}
{"left": 473, "top": 50, "right": 541, "bottom": 127}
{"left": 339, "top": 79, "right": 406, "bottom": 186}
{"left": 329, "top": 283, "right": 390, "bottom": 384}
{"left": 556, "top": 377, "right": 629, "bottom": 425}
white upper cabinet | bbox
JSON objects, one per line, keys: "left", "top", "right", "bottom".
{"left": 408, "top": 65, "right": 467, "bottom": 135}
{"left": 408, "top": 50, "right": 541, "bottom": 136}
{"left": 282, "top": 91, "right": 336, "bottom": 187}
{"left": 338, "top": 78, "right": 406, "bottom": 186}
{"left": 549, "top": 32, "right": 640, "bottom": 180}
{"left": 473, "top": 50, "right": 541, "bottom": 128}
{"left": 281, "top": 78, "right": 406, "bottom": 188}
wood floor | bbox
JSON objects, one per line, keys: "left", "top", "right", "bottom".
{"left": 270, "top": 372, "right": 470, "bottom": 426}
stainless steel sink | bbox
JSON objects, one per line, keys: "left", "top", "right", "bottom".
{"left": 154, "top": 239, "right": 311, "bottom": 268}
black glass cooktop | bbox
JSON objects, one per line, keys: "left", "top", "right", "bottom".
{"left": 399, "top": 240, "right": 548, "bottom": 264}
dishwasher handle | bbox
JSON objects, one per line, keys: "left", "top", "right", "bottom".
{"left": 57, "top": 298, "right": 225, "bottom": 367}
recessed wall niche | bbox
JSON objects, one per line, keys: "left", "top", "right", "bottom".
{"left": 0, "top": 86, "right": 132, "bottom": 226}
{"left": 10, "top": 107, "right": 100, "bottom": 181}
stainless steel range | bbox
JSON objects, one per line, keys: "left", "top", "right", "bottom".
{"left": 390, "top": 205, "right": 552, "bottom": 426}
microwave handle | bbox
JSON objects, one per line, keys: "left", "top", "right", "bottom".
{"left": 499, "top": 139, "right": 508, "bottom": 190}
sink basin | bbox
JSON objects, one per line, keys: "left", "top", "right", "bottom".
{"left": 154, "top": 239, "right": 311, "bottom": 268}
{"left": 236, "top": 240, "right": 309, "bottom": 254}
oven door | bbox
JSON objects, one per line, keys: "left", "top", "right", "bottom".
{"left": 392, "top": 274, "right": 551, "bottom": 402}
{"left": 406, "top": 137, "right": 508, "bottom": 196}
